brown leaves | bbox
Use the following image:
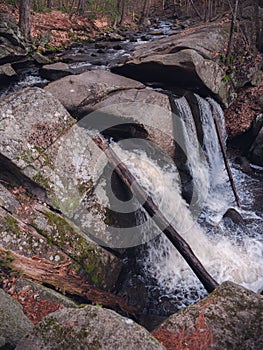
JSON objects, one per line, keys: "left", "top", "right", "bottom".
{"left": 225, "top": 68, "right": 263, "bottom": 138}
{"left": 5, "top": 283, "right": 62, "bottom": 324}
{"left": 152, "top": 311, "right": 213, "bottom": 350}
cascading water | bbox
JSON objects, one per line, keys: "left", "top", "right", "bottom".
{"left": 173, "top": 96, "right": 209, "bottom": 207}
{"left": 107, "top": 94, "right": 263, "bottom": 314}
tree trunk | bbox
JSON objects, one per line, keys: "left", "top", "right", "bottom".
{"left": 189, "top": 0, "right": 202, "bottom": 19}
{"left": 139, "top": 0, "right": 151, "bottom": 25}
{"left": 119, "top": 0, "right": 126, "bottom": 26}
{"left": 19, "top": 0, "right": 31, "bottom": 39}
{"left": 255, "top": 0, "right": 263, "bottom": 52}
{"left": 93, "top": 134, "right": 219, "bottom": 294}
{"left": 226, "top": 0, "right": 239, "bottom": 64}
{"left": 210, "top": 104, "right": 241, "bottom": 207}
{"left": 78, "top": 0, "right": 86, "bottom": 14}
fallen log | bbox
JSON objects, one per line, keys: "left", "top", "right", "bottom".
{"left": 0, "top": 245, "right": 137, "bottom": 316}
{"left": 210, "top": 104, "right": 241, "bottom": 208}
{"left": 92, "top": 134, "right": 219, "bottom": 293}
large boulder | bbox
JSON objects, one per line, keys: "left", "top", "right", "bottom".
{"left": 0, "top": 289, "right": 33, "bottom": 349}
{"left": 44, "top": 70, "right": 175, "bottom": 157}
{"left": 44, "top": 70, "right": 145, "bottom": 118}
{"left": 112, "top": 23, "right": 231, "bottom": 105}
{"left": 0, "top": 183, "right": 122, "bottom": 290}
{"left": 152, "top": 281, "right": 263, "bottom": 350}
{"left": 0, "top": 88, "right": 123, "bottom": 288}
{"left": 112, "top": 21, "right": 261, "bottom": 106}
{"left": 16, "top": 305, "right": 165, "bottom": 350}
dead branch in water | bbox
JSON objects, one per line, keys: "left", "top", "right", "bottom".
{"left": 93, "top": 134, "right": 219, "bottom": 293}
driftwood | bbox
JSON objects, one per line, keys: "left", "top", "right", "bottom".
{"left": 210, "top": 104, "right": 241, "bottom": 208}
{"left": 93, "top": 134, "right": 219, "bottom": 293}
{"left": 0, "top": 245, "right": 137, "bottom": 316}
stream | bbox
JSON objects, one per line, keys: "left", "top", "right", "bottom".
{"left": 1, "top": 19, "right": 263, "bottom": 326}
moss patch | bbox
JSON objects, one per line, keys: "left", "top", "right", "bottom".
{"left": 32, "top": 210, "right": 113, "bottom": 289}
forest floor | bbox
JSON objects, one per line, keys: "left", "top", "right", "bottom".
{"left": 0, "top": 2, "right": 108, "bottom": 50}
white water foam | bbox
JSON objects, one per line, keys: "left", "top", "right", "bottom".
{"left": 110, "top": 141, "right": 263, "bottom": 300}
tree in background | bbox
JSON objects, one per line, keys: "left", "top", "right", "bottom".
{"left": 19, "top": 0, "right": 32, "bottom": 39}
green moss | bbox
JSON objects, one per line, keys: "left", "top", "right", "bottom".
{"left": 34, "top": 145, "right": 44, "bottom": 153}
{"left": 18, "top": 149, "right": 33, "bottom": 164}
{"left": 78, "top": 179, "right": 93, "bottom": 196}
{"left": 37, "top": 210, "right": 106, "bottom": 288}
{"left": 33, "top": 173, "right": 50, "bottom": 189}
{"left": 0, "top": 249, "right": 16, "bottom": 280}
{"left": 5, "top": 214, "right": 20, "bottom": 237}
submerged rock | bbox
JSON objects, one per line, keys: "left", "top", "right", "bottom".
{"left": 0, "top": 289, "right": 33, "bottom": 349}
{"left": 152, "top": 281, "right": 263, "bottom": 350}
{"left": 222, "top": 208, "right": 246, "bottom": 226}
{"left": 16, "top": 305, "right": 165, "bottom": 350}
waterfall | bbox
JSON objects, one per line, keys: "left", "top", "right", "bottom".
{"left": 173, "top": 96, "right": 209, "bottom": 207}
{"left": 108, "top": 94, "right": 263, "bottom": 311}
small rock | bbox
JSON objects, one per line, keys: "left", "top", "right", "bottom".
{"left": 31, "top": 51, "right": 51, "bottom": 65}
{"left": 113, "top": 44, "right": 123, "bottom": 50}
{"left": 222, "top": 207, "right": 246, "bottom": 226}
{"left": 39, "top": 62, "right": 71, "bottom": 81}
{"left": 95, "top": 42, "right": 109, "bottom": 49}
{"left": 106, "top": 32, "right": 124, "bottom": 41}
{"left": 148, "top": 30, "right": 164, "bottom": 36}
{"left": 0, "top": 63, "right": 17, "bottom": 78}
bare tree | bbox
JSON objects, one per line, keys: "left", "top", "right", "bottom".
{"left": 226, "top": 0, "right": 239, "bottom": 63}
{"left": 139, "top": 0, "right": 151, "bottom": 25}
{"left": 19, "top": 0, "right": 32, "bottom": 40}
{"left": 78, "top": 0, "right": 86, "bottom": 14}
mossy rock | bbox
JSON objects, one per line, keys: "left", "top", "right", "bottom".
{"left": 31, "top": 206, "right": 122, "bottom": 290}
{"left": 16, "top": 305, "right": 165, "bottom": 350}
{"left": 153, "top": 281, "right": 263, "bottom": 350}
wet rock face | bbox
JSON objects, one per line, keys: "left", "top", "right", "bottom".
{"left": 249, "top": 125, "right": 263, "bottom": 166}
{"left": 16, "top": 305, "right": 165, "bottom": 350}
{"left": 0, "top": 289, "right": 33, "bottom": 349}
{"left": 152, "top": 281, "right": 263, "bottom": 350}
